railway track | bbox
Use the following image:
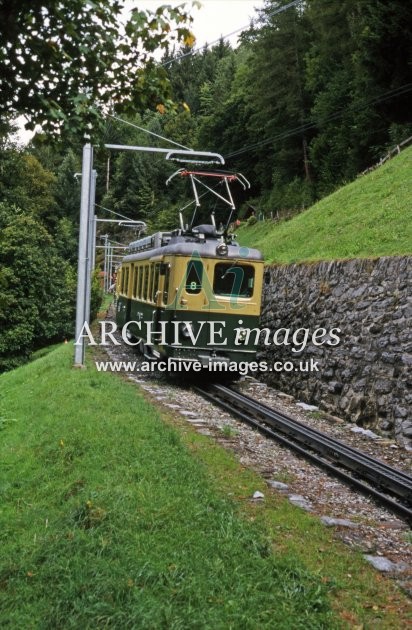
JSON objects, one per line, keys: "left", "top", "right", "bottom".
{"left": 194, "top": 383, "right": 412, "bottom": 524}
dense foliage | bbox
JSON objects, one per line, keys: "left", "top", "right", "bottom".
{"left": 98, "top": 0, "right": 411, "bottom": 223}
{"left": 0, "top": 145, "right": 73, "bottom": 371}
{"left": 0, "top": 0, "right": 193, "bottom": 137}
{"left": 0, "top": 205, "right": 72, "bottom": 372}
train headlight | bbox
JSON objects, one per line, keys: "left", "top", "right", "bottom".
{"left": 237, "top": 327, "right": 248, "bottom": 343}
{"left": 216, "top": 242, "right": 228, "bottom": 256}
{"left": 180, "top": 322, "right": 192, "bottom": 338}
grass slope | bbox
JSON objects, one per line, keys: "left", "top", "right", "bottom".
{"left": 238, "top": 146, "right": 412, "bottom": 263}
{"left": 0, "top": 344, "right": 334, "bottom": 628}
{"left": 0, "top": 345, "right": 410, "bottom": 627}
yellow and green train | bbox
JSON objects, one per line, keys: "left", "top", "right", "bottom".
{"left": 115, "top": 224, "right": 264, "bottom": 372}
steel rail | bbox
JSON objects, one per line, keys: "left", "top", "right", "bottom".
{"left": 217, "top": 385, "right": 412, "bottom": 489}
{"left": 194, "top": 384, "right": 412, "bottom": 523}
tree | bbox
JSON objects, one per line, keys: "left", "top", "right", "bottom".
{"left": 53, "top": 149, "right": 81, "bottom": 223}
{"left": 240, "top": 1, "right": 314, "bottom": 200}
{"left": 0, "top": 1, "right": 194, "bottom": 137}
{"left": 306, "top": 0, "right": 412, "bottom": 194}
{"left": 165, "top": 39, "right": 233, "bottom": 115}
{"left": 351, "top": 0, "right": 412, "bottom": 126}
{"left": 0, "top": 205, "right": 75, "bottom": 371}
{"left": 0, "top": 149, "right": 56, "bottom": 222}
{"left": 196, "top": 46, "right": 253, "bottom": 167}
{"left": 305, "top": 0, "right": 370, "bottom": 193}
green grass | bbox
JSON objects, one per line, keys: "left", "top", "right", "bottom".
{"left": 0, "top": 344, "right": 410, "bottom": 628}
{"left": 29, "top": 343, "right": 62, "bottom": 363}
{"left": 238, "top": 146, "right": 412, "bottom": 263}
{"left": 100, "top": 292, "right": 114, "bottom": 311}
{"left": 0, "top": 344, "right": 334, "bottom": 628}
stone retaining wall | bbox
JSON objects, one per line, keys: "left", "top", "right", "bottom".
{"left": 259, "top": 256, "right": 412, "bottom": 447}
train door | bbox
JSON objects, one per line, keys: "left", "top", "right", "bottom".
{"left": 150, "top": 261, "right": 162, "bottom": 342}
{"left": 156, "top": 259, "right": 174, "bottom": 348}
{"left": 116, "top": 263, "right": 131, "bottom": 329}
{"left": 156, "top": 256, "right": 202, "bottom": 350}
{"left": 174, "top": 255, "right": 220, "bottom": 352}
{"left": 125, "top": 263, "right": 134, "bottom": 323}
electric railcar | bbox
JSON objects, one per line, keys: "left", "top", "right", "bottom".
{"left": 115, "top": 169, "right": 264, "bottom": 372}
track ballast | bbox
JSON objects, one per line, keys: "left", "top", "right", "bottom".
{"left": 194, "top": 383, "right": 412, "bottom": 524}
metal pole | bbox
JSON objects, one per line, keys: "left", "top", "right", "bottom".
{"left": 109, "top": 244, "right": 113, "bottom": 290}
{"left": 106, "top": 243, "right": 110, "bottom": 292}
{"left": 102, "top": 235, "right": 108, "bottom": 293}
{"left": 95, "top": 218, "right": 147, "bottom": 225}
{"left": 84, "top": 169, "right": 96, "bottom": 325}
{"left": 106, "top": 242, "right": 112, "bottom": 293}
{"left": 110, "top": 244, "right": 114, "bottom": 288}
{"left": 89, "top": 176, "right": 96, "bottom": 274}
{"left": 91, "top": 214, "right": 97, "bottom": 270}
{"left": 74, "top": 143, "right": 93, "bottom": 366}
{"left": 105, "top": 241, "right": 111, "bottom": 293}
{"left": 95, "top": 245, "right": 127, "bottom": 250}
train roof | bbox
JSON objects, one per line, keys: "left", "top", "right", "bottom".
{"left": 121, "top": 225, "right": 263, "bottom": 264}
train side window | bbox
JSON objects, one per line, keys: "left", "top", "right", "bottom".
{"left": 137, "top": 267, "right": 141, "bottom": 297}
{"left": 163, "top": 264, "right": 170, "bottom": 304}
{"left": 186, "top": 260, "right": 203, "bottom": 294}
{"left": 149, "top": 263, "right": 155, "bottom": 303}
{"left": 213, "top": 263, "right": 254, "bottom": 298}
{"left": 138, "top": 265, "right": 144, "bottom": 298}
{"left": 132, "top": 266, "right": 138, "bottom": 298}
{"left": 143, "top": 265, "right": 149, "bottom": 300}
{"left": 152, "top": 263, "right": 160, "bottom": 302}
{"left": 122, "top": 267, "right": 130, "bottom": 294}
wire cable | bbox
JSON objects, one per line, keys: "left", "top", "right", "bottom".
{"left": 107, "top": 113, "right": 191, "bottom": 150}
{"left": 95, "top": 203, "right": 137, "bottom": 223}
{"left": 226, "top": 83, "right": 412, "bottom": 159}
{"left": 161, "top": 0, "right": 301, "bottom": 68}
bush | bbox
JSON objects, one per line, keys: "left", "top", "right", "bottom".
{"left": 0, "top": 204, "right": 76, "bottom": 372}
{"left": 90, "top": 270, "right": 104, "bottom": 320}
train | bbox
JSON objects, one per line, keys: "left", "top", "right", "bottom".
{"left": 115, "top": 169, "right": 264, "bottom": 374}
